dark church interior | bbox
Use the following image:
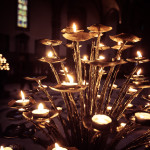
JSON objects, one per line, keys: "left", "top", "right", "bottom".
{"left": 0, "top": 0, "right": 150, "bottom": 150}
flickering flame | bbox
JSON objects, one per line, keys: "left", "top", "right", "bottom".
{"left": 99, "top": 55, "right": 105, "bottom": 60}
{"left": 48, "top": 51, "right": 53, "bottom": 57}
{"left": 120, "top": 122, "right": 126, "bottom": 127}
{"left": 64, "top": 67, "right": 68, "bottom": 73}
{"left": 137, "top": 51, "right": 142, "bottom": 58}
{"left": 0, "top": 146, "right": 4, "bottom": 150}
{"left": 118, "top": 42, "right": 121, "bottom": 46}
{"left": 55, "top": 143, "right": 61, "bottom": 150}
{"left": 99, "top": 43, "right": 104, "bottom": 47}
{"left": 67, "top": 74, "right": 74, "bottom": 83}
{"left": 38, "top": 103, "right": 44, "bottom": 110}
{"left": 72, "top": 23, "right": 77, "bottom": 32}
{"left": 21, "top": 90, "right": 25, "bottom": 101}
{"left": 83, "top": 55, "right": 88, "bottom": 60}
{"left": 137, "top": 68, "right": 142, "bottom": 76}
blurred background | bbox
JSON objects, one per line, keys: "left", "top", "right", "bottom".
{"left": 0, "top": 0, "right": 150, "bottom": 96}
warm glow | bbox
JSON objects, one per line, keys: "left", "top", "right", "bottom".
{"left": 99, "top": 55, "right": 105, "bottom": 60}
{"left": 107, "top": 106, "right": 112, "bottom": 111}
{"left": 72, "top": 23, "right": 77, "bottom": 32}
{"left": 55, "top": 143, "right": 60, "bottom": 149}
{"left": 67, "top": 74, "right": 74, "bottom": 83}
{"left": 137, "top": 68, "right": 142, "bottom": 76}
{"left": 92, "top": 114, "right": 112, "bottom": 125}
{"left": 118, "top": 42, "right": 121, "bottom": 46}
{"left": 48, "top": 51, "right": 53, "bottom": 57}
{"left": 128, "top": 87, "right": 137, "bottom": 93}
{"left": 127, "top": 103, "right": 133, "bottom": 108}
{"left": 64, "top": 67, "right": 68, "bottom": 73}
{"left": 21, "top": 90, "right": 25, "bottom": 100}
{"left": 137, "top": 51, "right": 142, "bottom": 58}
{"left": 99, "top": 43, "right": 104, "bottom": 47}
{"left": 0, "top": 146, "right": 4, "bottom": 150}
{"left": 83, "top": 55, "right": 88, "bottom": 60}
{"left": 120, "top": 122, "right": 126, "bottom": 127}
{"left": 38, "top": 103, "right": 44, "bottom": 110}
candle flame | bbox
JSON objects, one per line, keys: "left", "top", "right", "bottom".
{"left": 48, "top": 51, "right": 53, "bottom": 57}
{"left": 72, "top": 23, "right": 77, "bottom": 32}
{"left": 0, "top": 146, "right": 4, "bottom": 150}
{"left": 99, "top": 43, "right": 104, "bottom": 47}
{"left": 21, "top": 90, "right": 25, "bottom": 101}
{"left": 38, "top": 103, "right": 44, "bottom": 110}
{"left": 83, "top": 55, "right": 88, "bottom": 60}
{"left": 55, "top": 143, "right": 61, "bottom": 150}
{"left": 99, "top": 55, "right": 105, "bottom": 60}
{"left": 120, "top": 123, "right": 126, "bottom": 127}
{"left": 137, "top": 68, "right": 142, "bottom": 76}
{"left": 67, "top": 74, "right": 74, "bottom": 83}
{"left": 118, "top": 42, "right": 121, "bottom": 46}
{"left": 64, "top": 67, "right": 68, "bottom": 73}
{"left": 137, "top": 51, "right": 142, "bottom": 58}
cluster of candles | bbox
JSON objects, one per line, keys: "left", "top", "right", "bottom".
{"left": 0, "top": 54, "right": 10, "bottom": 70}
{"left": 0, "top": 146, "right": 12, "bottom": 150}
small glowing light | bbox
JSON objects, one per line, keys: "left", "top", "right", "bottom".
{"left": 48, "top": 51, "right": 53, "bottom": 57}
{"left": 0, "top": 146, "right": 4, "bottom": 150}
{"left": 128, "top": 87, "right": 137, "bottom": 93}
{"left": 137, "top": 68, "right": 142, "bottom": 76}
{"left": 72, "top": 23, "right": 77, "bottom": 32}
{"left": 38, "top": 103, "right": 44, "bottom": 110}
{"left": 53, "top": 143, "right": 67, "bottom": 150}
{"left": 99, "top": 43, "right": 104, "bottom": 47}
{"left": 127, "top": 103, "right": 133, "bottom": 108}
{"left": 64, "top": 67, "right": 68, "bottom": 73}
{"left": 83, "top": 55, "right": 88, "bottom": 61}
{"left": 118, "top": 42, "right": 121, "bottom": 46}
{"left": 99, "top": 55, "right": 105, "bottom": 60}
{"left": 21, "top": 90, "right": 25, "bottom": 100}
{"left": 137, "top": 51, "right": 142, "bottom": 58}
{"left": 67, "top": 74, "right": 74, "bottom": 83}
{"left": 120, "top": 122, "right": 126, "bottom": 127}
{"left": 107, "top": 106, "right": 112, "bottom": 111}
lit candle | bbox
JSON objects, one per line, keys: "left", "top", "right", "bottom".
{"left": 47, "top": 51, "right": 56, "bottom": 58}
{"left": 148, "top": 95, "right": 150, "bottom": 99}
{"left": 127, "top": 103, "right": 133, "bottom": 109}
{"left": 128, "top": 87, "right": 137, "bottom": 93}
{"left": 107, "top": 106, "right": 112, "bottom": 111}
{"left": 61, "top": 74, "right": 77, "bottom": 86}
{"left": 52, "top": 143, "right": 67, "bottom": 150}
{"left": 133, "top": 68, "right": 143, "bottom": 78}
{"left": 135, "top": 112, "right": 150, "bottom": 123}
{"left": 112, "top": 84, "right": 117, "bottom": 89}
{"left": 98, "top": 55, "right": 105, "bottom": 60}
{"left": 0, "top": 146, "right": 12, "bottom": 150}
{"left": 32, "top": 103, "right": 49, "bottom": 118}
{"left": 135, "top": 51, "right": 142, "bottom": 60}
{"left": 72, "top": 23, "right": 77, "bottom": 32}
{"left": 82, "top": 55, "right": 88, "bottom": 61}
{"left": 15, "top": 91, "right": 30, "bottom": 106}
{"left": 116, "top": 122, "right": 126, "bottom": 132}
{"left": 18, "top": 108, "right": 26, "bottom": 112}
{"left": 92, "top": 114, "right": 112, "bottom": 125}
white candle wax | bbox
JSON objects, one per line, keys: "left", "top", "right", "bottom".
{"left": 92, "top": 114, "right": 112, "bottom": 125}
{"left": 127, "top": 103, "right": 133, "bottom": 108}
{"left": 135, "top": 112, "right": 150, "bottom": 121}
{"left": 0, "top": 146, "right": 12, "bottom": 150}
{"left": 61, "top": 82, "right": 78, "bottom": 86}
{"left": 15, "top": 99, "right": 30, "bottom": 106}
{"left": 32, "top": 103, "right": 49, "bottom": 117}
{"left": 52, "top": 143, "right": 67, "bottom": 150}
{"left": 128, "top": 87, "right": 137, "bottom": 93}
